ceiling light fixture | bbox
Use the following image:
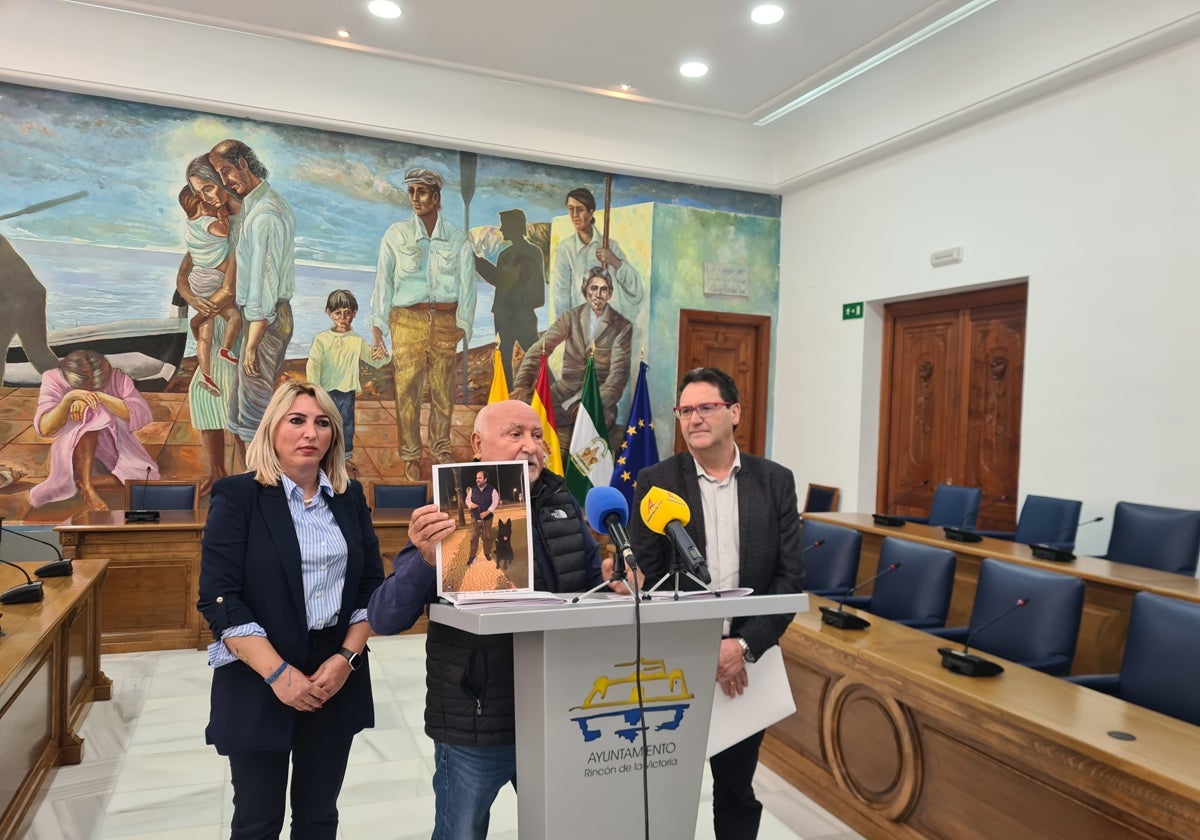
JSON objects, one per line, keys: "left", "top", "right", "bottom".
{"left": 619, "top": 83, "right": 633, "bottom": 91}
{"left": 337, "top": 29, "right": 351, "bottom": 38}
{"left": 680, "top": 61, "right": 709, "bottom": 78}
{"left": 368, "top": 0, "right": 402, "bottom": 20}
{"left": 751, "top": 5, "right": 784, "bottom": 25}
{"left": 755, "top": 0, "right": 999, "bottom": 125}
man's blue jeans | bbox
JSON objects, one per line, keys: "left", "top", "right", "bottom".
{"left": 432, "top": 742, "right": 517, "bottom": 840}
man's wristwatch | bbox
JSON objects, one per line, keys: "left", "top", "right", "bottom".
{"left": 337, "top": 647, "right": 362, "bottom": 671}
{"left": 735, "top": 636, "right": 756, "bottom": 664}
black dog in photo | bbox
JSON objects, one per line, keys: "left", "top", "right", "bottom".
{"left": 494, "top": 518, "right": 513, "bottom": 570}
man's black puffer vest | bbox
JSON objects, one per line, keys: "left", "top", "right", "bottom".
{"left": 423, "top": 469, "right": 591, "bottom": 746}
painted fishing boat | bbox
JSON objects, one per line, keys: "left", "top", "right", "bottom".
{"left": 4, "top": 301, "right": 188, "bottom": 391}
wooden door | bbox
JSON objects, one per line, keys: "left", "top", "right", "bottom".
{"left": 676, "top": 310, "right": 771, "bottom": 456}
{"left": 878, "top": 284, "right": 1026, "bottom": 531}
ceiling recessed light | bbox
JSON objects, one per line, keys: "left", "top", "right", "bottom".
{"left": 751, "top": 5, "right": 785, "bottom": 25}
{"left": 680, "top": 61, "right": 708, "bottom": 78}
{"left": 368, "top": 0, "right": 401, "bottom": 20}
{"left": 619, "top": 83, "right": 633, "bottom": 91}
{"left": 337, "top": 28, "right": 351, "bottom": 38}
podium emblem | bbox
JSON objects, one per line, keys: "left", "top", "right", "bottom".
{"left": 568, "top": 658, "right": 694, "bottom": 743}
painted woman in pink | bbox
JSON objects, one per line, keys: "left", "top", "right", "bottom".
{"left": 29, "top": 350, "right": 158, "bottom": 511}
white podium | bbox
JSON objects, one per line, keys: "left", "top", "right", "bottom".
{"left": 430, "top": 592, "right": 808, "bottom": 840}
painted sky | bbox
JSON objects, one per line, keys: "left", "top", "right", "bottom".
{"left": 0, "top": 82, "right": 781, "bottom": 269}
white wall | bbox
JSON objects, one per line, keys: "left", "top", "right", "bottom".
{"left": 775, "top": 37, "right": 1200, "bottom": 557}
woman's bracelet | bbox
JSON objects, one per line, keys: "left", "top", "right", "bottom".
{"left": 264, "top": 661, "right": 288, "bottom": 685}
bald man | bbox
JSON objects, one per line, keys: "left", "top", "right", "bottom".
{"left": 370, "top": 400, "right": 623, "bottom": 839}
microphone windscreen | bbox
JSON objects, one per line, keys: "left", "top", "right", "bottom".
{"left": 585, "top": 486, "right": 628, "bottom": 533}
{"left": 640, "top": 486, "right": 691, "bottom": 534}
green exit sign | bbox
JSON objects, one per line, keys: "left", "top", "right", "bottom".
{"left": 842, "top": 302, "right": 864, "bottom": 320}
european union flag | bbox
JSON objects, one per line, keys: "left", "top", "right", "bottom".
{"left": 609, "top": 362, "right": 659, "bottom": 507}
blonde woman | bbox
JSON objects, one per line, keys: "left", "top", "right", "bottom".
{"left": 197, "top": 380, "right": 383, "bottom": 839}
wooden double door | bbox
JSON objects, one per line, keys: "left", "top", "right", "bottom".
{"left": 878, "top": 283, "right": 1027, "bottom": 531}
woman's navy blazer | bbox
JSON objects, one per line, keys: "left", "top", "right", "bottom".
{"left": 197, "top": 472, "right": 384, "bottom": 755}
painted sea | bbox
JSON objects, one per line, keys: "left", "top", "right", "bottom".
{"left": 12, "top": 237, "right": 548, "bottom": 360}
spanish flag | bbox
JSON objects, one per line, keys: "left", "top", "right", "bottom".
{"left": 487, "top": 343, "right": 509, "bottom": 404}
{"left": 531, "top": 353, "right": 563, "bottom": 475}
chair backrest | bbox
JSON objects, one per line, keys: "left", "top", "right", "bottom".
{"left": 1105, "top": 501, "right": 1200, "bottom": 575}
{"left": 125, "top": 480, "right": 198, "bottom": 511}
{"left": 803, "top": 483, "right": 840, "bottom": 513}
{"left": 867, "top": 538, "right": 956, "bottom": 627}
{"left": 800, "top": 520, "right": 861, "bottom": 597}
{"left": 1119, "top": 592, "right": 1200, "bottom": 726}
{"left": 371, "top": 481, "right": 429, "bottom": 509}
{"left": 966, "top": 558, "right": 1085, "bottom": 675}
{"left": 927, "top": 484, "right": 983, "bottom": 528}
{"left": 1013, "top": 494, "right": 1083, "bottom": 549}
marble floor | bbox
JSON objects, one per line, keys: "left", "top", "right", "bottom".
{"left": 19, "top": 635, "right": 863, "bottom": 840}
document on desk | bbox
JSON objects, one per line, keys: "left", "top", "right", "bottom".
{"left": 705, "top": 645, "right": 795, "bottom": 758}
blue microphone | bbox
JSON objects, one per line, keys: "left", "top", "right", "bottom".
{"left": 585, "top": 486, "right": 636, "bottom": 572}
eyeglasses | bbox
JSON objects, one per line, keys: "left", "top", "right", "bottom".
{"left": 672, "top": 402, "right": 734, "bottom": 420}
{"left": 585, "top": 285, "right": 611, "bottom": 296}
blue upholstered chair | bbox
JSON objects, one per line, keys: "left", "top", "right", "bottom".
{"left": 800, "top": 519, "right": 861, "bottom": 598}
{"left": 371, "top": 482, "right": 430, "bottom": 510}
{"left": 898, "top": 484, "right": 982, "bottom": 528}
{"left": 927, "top": 558, "right": 1085, "bottom": 675}
{"left": 1103, "top": 501, "right": 1200, "bottom": 576}
{"left": 1066, "top": 592, "right": 1200, "bottom": 726}
{"left": 977, "top": 494, "right": 1083, "bottom": 549}
{"left": 125, "top": 481, "right": 197, "bottom": 511}
{"left": 842, "top": 538, "right": 956, "bottom": 628}
{"left": 803, "top": 483, "right": 840, "bottom": 513}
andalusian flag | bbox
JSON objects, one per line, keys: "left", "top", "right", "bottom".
{"left": 531, "top": 354, "right": 563, "bottom": 475}
{"left": 487, "top": 343, "right": 509, "bottom": 404}
{"left": 565, "top": 354, "right": 613, "bottom": 505}
{"left": 610, "top": 361, "right": 659, "bottom": 506}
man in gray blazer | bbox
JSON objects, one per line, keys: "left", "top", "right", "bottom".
{"left": 629, "top": 366, "right": 805, "bottom": 840}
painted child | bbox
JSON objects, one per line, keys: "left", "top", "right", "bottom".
{"left": 178, "top": 185, "right": 241, "bottom": 396}
{"left": 306, "top": 289, "right": 387, "bottom": 469}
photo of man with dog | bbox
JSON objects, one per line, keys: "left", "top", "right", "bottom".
{"left": 431, "top": 460, "right": 533, "bottom": 594}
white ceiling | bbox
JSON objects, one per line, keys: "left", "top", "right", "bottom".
{"left": 75, "top": 0, "right": 974, "bottom": 120}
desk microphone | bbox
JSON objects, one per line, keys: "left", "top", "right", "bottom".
{"left": 585, "top": 486, "right": 637, "bottom": 574}
{"left": 937, "top": 597, "right": 1029, "bottom": 677}
{"left": 873, "top": 480, "right": 929, "bottom": 527}
{"left": 125, "top": 465, "right": 160, "bottom": 523}
{"left": 0, "top": 518, "right": 45, "bottom": 604}
{"left": 0, "top": 520, "right": 72, "bottom": 577}
{"left": 640, "top": 487, "right": 710, "bottom": 584}
{"left": 943, "top": 494, "right": 1011, "bottom": 543}
{"left": 819, "top": 562, "right": 901, "bottom": 630}
{"left": 1030, "top": 516, "right": 1104, "bottom": 562}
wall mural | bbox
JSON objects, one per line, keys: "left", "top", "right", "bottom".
{"left": 0, "top": 81, "right": 781, "bottom": 522}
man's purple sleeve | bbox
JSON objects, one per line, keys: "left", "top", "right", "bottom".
{"left": 367, "top": 543, "right": 437, "bottom": 635}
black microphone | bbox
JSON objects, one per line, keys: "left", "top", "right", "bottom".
{"left": 943, "top": 494, "right": 1011, "bottom": 543}
{"left": 872, "top": 480, "right": 929, "bottom": 527}
{"left": 0, "top": 519, "right": 45, "bottom": 604}
{"left": 819, "top": 562, "right": 902, "bottom": 630}
{"left": 0, "top": 521, "right": 72, "bottom": 577}
{"left": 938, "top": 597, "right": 1030, "bottom": 677}
{"left": 125, "top": 465, "right": 160, "bottom": 523}
{"left": 1030, "top": 516, "right": 1104, "bottom": 562}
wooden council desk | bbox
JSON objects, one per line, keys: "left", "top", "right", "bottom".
{"left": 802, "top": 512, "right": 1200, "bottom": 675}
{"left": 761, "top": 598, "right": 1200, "bottom": 840}
{"left": 0, "top": 558, "right": 111, "bottom": 839}
{"left": 55, "top": 508, "right": 417, "bottom": 653}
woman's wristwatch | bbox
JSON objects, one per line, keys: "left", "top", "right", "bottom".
{"left": 337, "top": 647, "right": 362, "bottom": 671}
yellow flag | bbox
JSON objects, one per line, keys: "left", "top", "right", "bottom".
{"left": 488, "top": 346, "right": 509, "bottom": 404}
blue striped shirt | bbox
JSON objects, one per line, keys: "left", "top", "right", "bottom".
{"left": 208, "top": 470, "right": 369, "bottom": 668}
